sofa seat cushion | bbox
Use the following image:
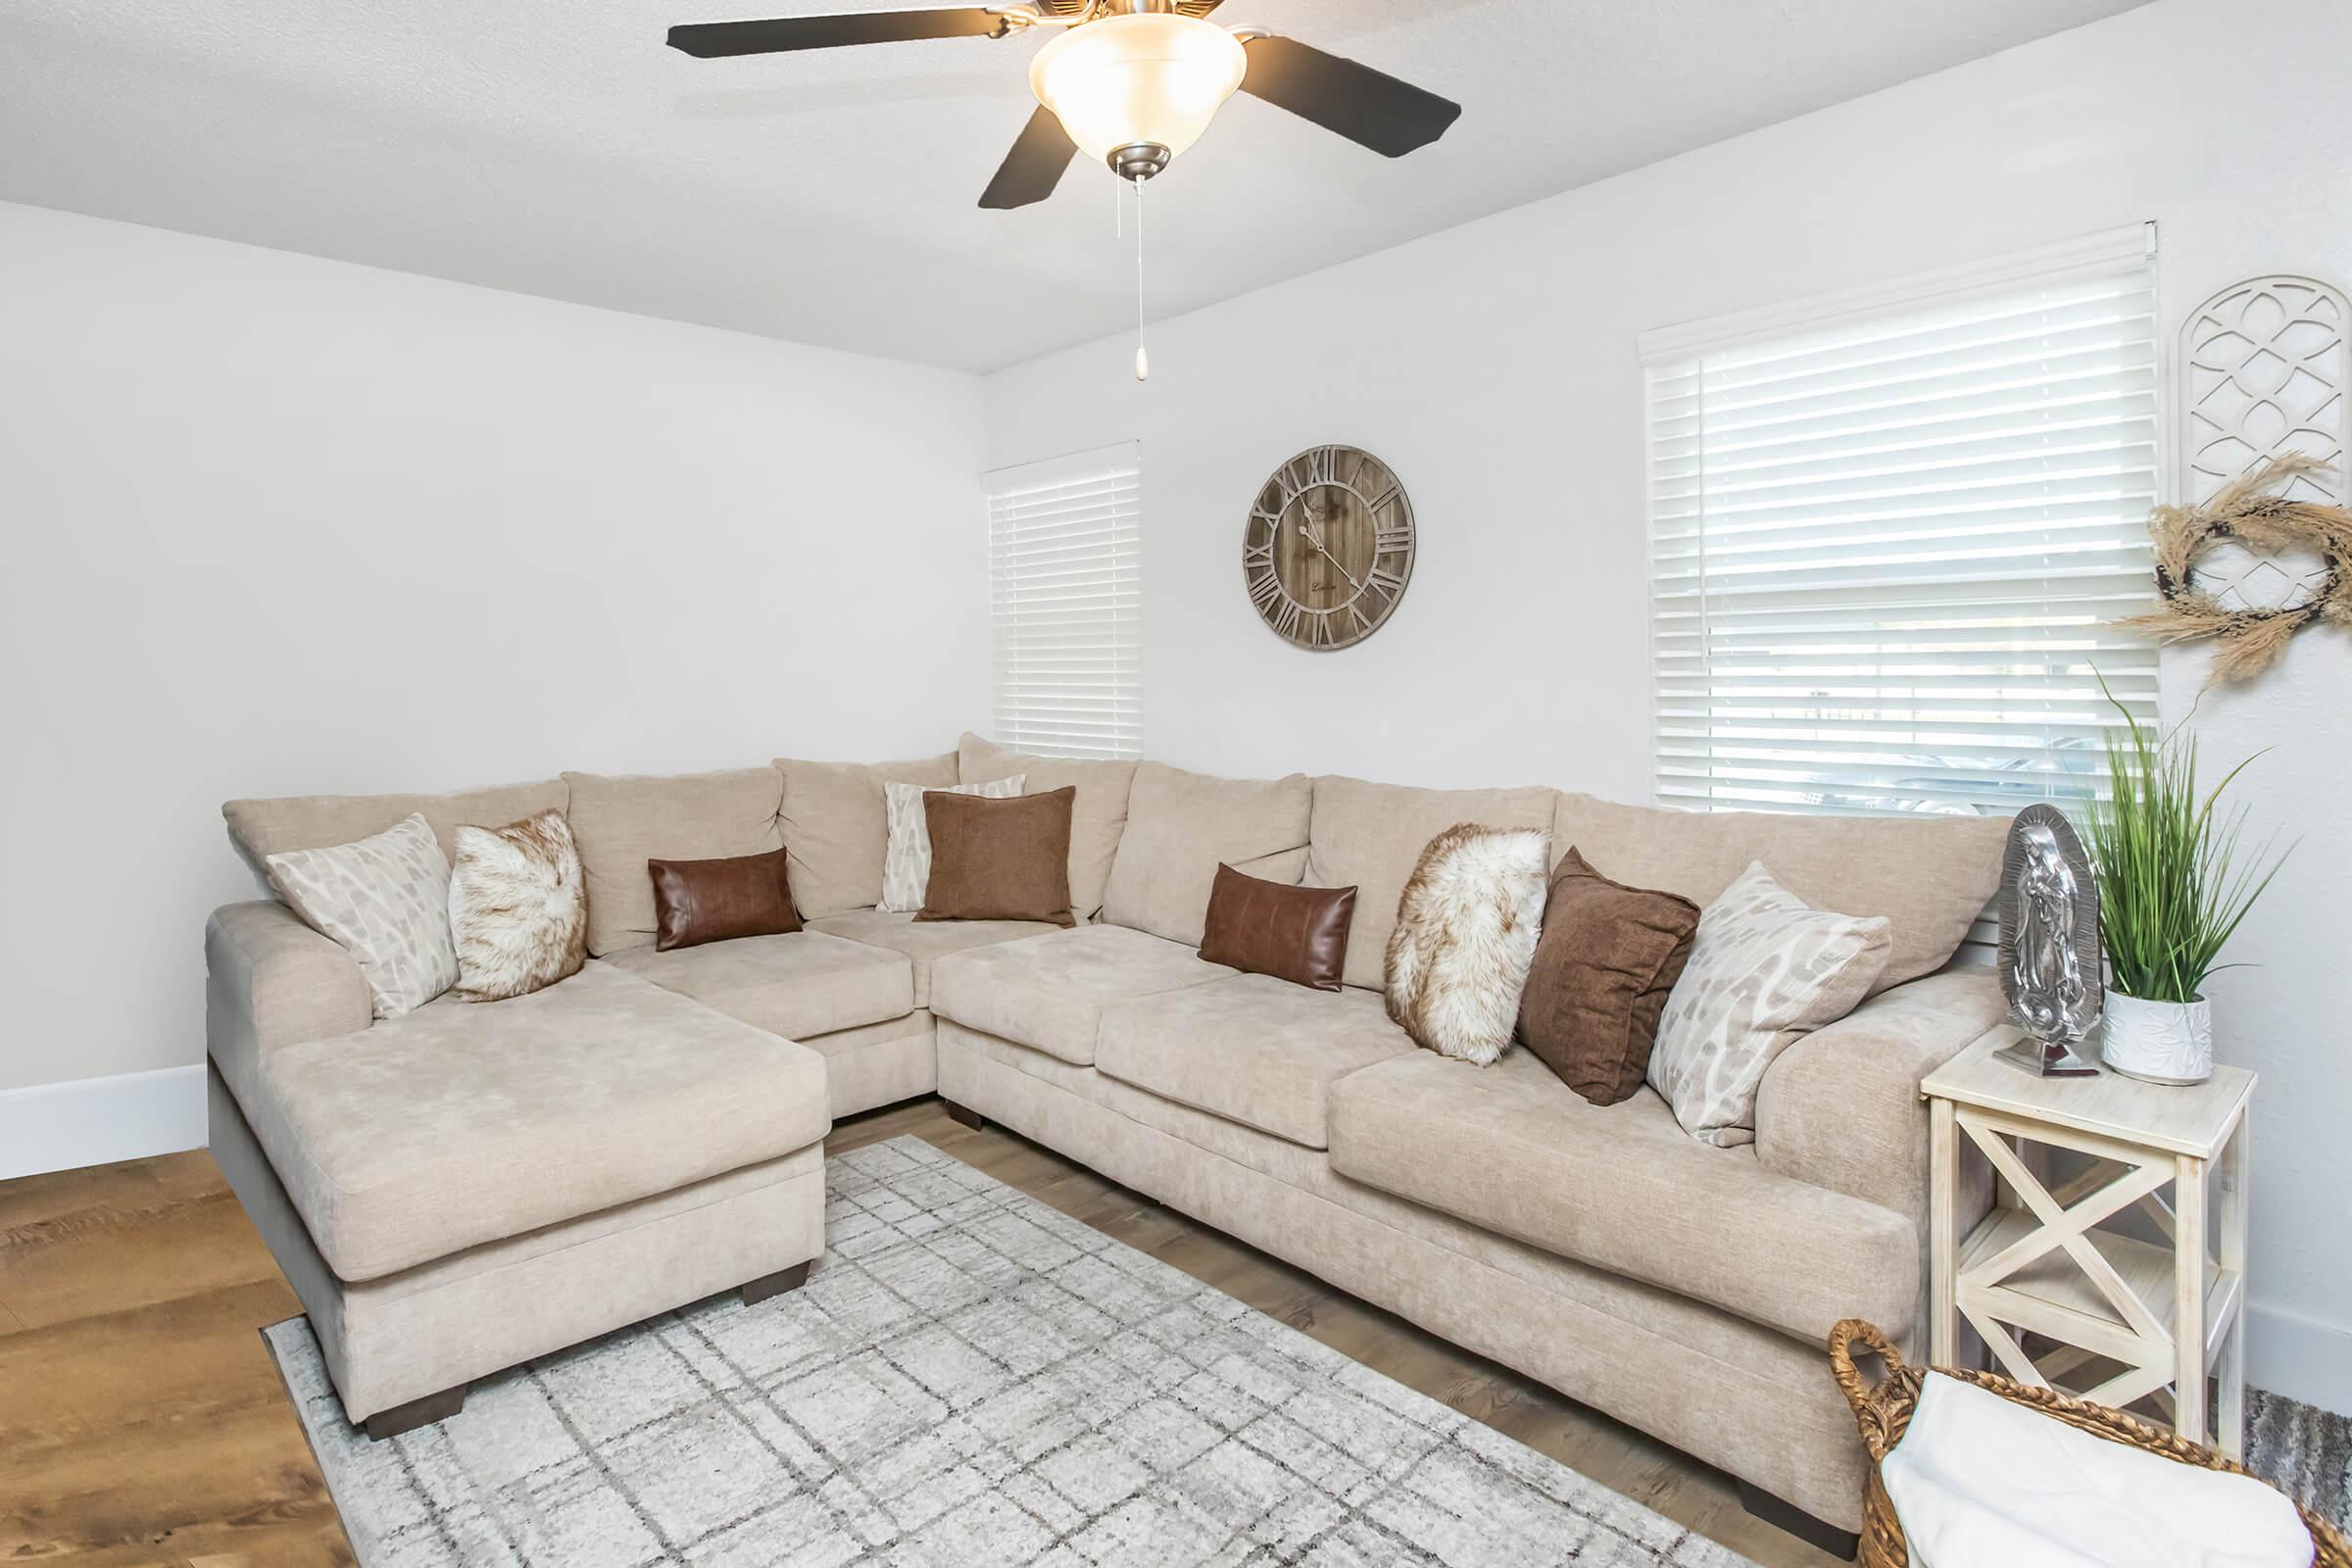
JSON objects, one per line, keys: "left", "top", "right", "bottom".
{"left": 1326, "top": 1049, "right": 1919, "bottom": 1342}
{"left": 805, "top": 907, "right": 1059, "bottom": 1009}
{"left": 928, "top": 923, "right": 1234, "bottom": 1066}
{"left": 603, "top": 930, "right": 913, "bottom": 1042}
{"left": 1097, "top": 973, "right": 1415, "bottom": 1150}
{"left": 243, "top": 962, "right": 829, "bottom": 1283}
{"left": 798, "top": 1011, "right": 938, "bottom": 1120}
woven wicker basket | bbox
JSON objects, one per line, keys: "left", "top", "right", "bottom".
{"left": 1830, "top": 1319, "right": 2351, "bottom": 1568}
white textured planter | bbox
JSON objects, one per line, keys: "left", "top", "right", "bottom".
{"left": 2100, "top": 992, "right": 2215, "bottom": 1085}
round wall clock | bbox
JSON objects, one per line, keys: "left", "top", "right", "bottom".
{"left": 1243, "top": 445, "right": 1416, "bottom": 650}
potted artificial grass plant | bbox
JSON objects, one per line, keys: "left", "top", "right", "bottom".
{"left": 2081, "top": 683, "right": 2289, "bottom": 1084}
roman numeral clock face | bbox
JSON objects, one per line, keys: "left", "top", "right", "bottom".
{"left": 1243, "top": 446, "right": 1416, "bottom": 651}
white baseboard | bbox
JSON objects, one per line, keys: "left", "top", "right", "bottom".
{"left": 0, "top": 1064, "right": 208, "bottom": 1182}
{"left": 2249, "top": 1300, "right": 2352, "bottom": 1419}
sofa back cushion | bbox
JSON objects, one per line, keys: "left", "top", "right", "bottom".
{"left": 958, "top": 733, "right": 1138, "bottom": 922}
{"left": 774, "top": 751, "right": 959, "bottom": 919}
{"left": 1102, "top": 762, "right": 1311, "bottom": 948}
{"left": 1306, "top": 775, "right": 1557, "bottom": 990}
{"left": 1551, "top": 792, "right": 2010, "bottom": 995}
{"left": 563, "top": 768, "right": 784, "bottom": 956}
{"left": 224, "top": 777, "right": 570, "bottom": 887}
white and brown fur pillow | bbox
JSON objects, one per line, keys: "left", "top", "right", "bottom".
{"left": 1384, "top": 823, "right": 1551, "bottom": 1064}
{"left": 448, "top": 809, "right": 588, "bottom": 1003}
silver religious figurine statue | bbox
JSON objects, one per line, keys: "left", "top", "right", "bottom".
{"left": 1995, "top": 804, "right": 2103, "bottom": 1077}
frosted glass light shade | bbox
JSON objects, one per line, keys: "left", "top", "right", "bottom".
{"left": 1029, "top": 13, "right": 1248, "bottom": 168}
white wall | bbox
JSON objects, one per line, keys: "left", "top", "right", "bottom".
{"left": 0, "top": 202, "right": 987, "bottom": 1114}
{"left": 4, "top": 0, "right": 2343, "bottom": 1414}
{"left": 983, "top": 0, "right": 2352, "bottom": 1411}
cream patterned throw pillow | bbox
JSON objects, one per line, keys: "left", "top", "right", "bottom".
{"left": 265, "top": 812, "right": 459, "bottom": 1020}
{"left": 1648, "top": 860, "right": 1892, "bottom": 1147}
{"left": 448, "top": 810, "right": 588, "bottom": 1003}
{"left": 1384, "top": 824, "right": 1551, "bottom": 1065}
{"left": 879, "top": 775, "right": 1022, "bottom": 912}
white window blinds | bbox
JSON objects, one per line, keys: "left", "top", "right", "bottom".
{"left": 1642, "top": 227, "right": 2161, "bottom": 818}
{"left": 987, "top": 441, "right": 1143, "bottom": 760}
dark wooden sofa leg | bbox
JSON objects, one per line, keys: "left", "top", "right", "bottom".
{"left": 1737, "top": 1479, "right": 1859, "bottom": 1561}
{"left": 740, "top": 1260, "right": 812, "bottom": 1306}
{"left": 943, "top": 1101, "right": 986, "bottom": 1132}
{"left": 364, "top": 1384, "right": 466, "bottom": 1441}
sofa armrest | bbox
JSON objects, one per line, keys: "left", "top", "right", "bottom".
{"left": 1754, "top": 969, "right": 2006, "bottom": 1230}
{"left": 205, "top": 902, "right": 371, "bottom": 1094}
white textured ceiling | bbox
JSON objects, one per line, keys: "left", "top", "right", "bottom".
{"left": 1, "top": 0, "right": 2149, "bottom": 372}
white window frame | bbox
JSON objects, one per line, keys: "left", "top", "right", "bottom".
{"left": 1640, "top": 224, "right": 2164, "bottom": 819}
{"left": 985, "top": 441, "right": 1144, "bottom": 760}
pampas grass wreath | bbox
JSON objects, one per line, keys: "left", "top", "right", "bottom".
{"left": 1384, "top": 823, "right": 1550, "bottom": 1065}
{"left": 2116, "top": 454, "right": 2352, "bottom": 686}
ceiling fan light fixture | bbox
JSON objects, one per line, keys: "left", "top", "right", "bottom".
{"left": 1027, "top": 13, "right": 1247, "bottom": 177}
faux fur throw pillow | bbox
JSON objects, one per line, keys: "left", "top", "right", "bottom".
{"left": 1384, "top": 823, "right": 1551, "bottom": 1064}
{"left": 448, "top": 809, "right": 588, "bottom": 1003}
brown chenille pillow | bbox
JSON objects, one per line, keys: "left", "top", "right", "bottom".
{"left": 1516, "top": 847, "right": 1702, "bottom": 1105}
{"left": 916, "top": 787, "right": 1078, "bottom": 927}
{"left": 1197, "top": 862, "right": 1357, "bottom": 991}
{"left": 648, "top": 847, "right": 802, "bottom": 952}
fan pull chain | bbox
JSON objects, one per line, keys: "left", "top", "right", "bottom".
{"left": 1133, "top": 176, "right": 1149, "bottom": 382}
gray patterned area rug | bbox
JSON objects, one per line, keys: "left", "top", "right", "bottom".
{"left": 267, "top": 1136, "right": 1752, "bottom": 1568}
{"left": 2249, "top": 1389, "right": 2352, "bottom": 1538}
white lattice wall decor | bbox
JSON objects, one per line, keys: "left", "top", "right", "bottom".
{"left": 2179, "top": 275, "right": 2349, "bottom": 612}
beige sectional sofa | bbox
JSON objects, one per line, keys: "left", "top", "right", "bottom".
{"left": 208, "top": 733, "right": 2008, "bottom": 1535}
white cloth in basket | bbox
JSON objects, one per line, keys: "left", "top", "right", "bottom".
{"left": 1882, "top": 1372, "right": 2312, "bottom": 1568}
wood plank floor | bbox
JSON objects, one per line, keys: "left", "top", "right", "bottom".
{"left": 1, "top": 1099, "right": 1835, "bottom": 1567}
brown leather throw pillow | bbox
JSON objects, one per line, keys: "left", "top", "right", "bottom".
{"left": 1198, "top": 862, "right": 1357, "bottom": 992}
{"left": 1517, "top": 847, "right": 1701, "bottom": 1105}
{"left": 648, "top": 847, "right": 801, "bottom": 952}
{"left": 917, "top": 787, "right": 1077, "bottom": 927}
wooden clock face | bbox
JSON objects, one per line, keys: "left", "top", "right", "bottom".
{"left": 1243, "top": 446, "right": 1416, "bottom": 650}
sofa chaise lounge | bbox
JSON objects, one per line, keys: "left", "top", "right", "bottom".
{"left": 207, "top": 733, "right": 2008, "bottom": 1534}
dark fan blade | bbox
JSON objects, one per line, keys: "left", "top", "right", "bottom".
{"left": 980, "top": 106, "right": 1078, "bottom": 210}
{"left": 1033, "top": 0, "right": 1223, "bottom": 12}
{"left": 1238, "top": 35, "right": 1460, "bottom": 157}
{"left": 667, "top": 8, "right": 1005, "bottom": 59}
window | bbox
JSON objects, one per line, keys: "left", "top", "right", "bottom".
{"left": 986, "top": 441, "right": 1143, "bottom": 760}
{"left": 1642, "top": 226, "right": 2161, "bottom": 818}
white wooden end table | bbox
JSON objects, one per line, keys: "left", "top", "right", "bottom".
{"left": 1922, "top": 1024, "right": 2255, "bottom": 1456}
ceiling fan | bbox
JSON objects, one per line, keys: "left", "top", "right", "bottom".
{"left": 664, "top": 0, "right": 1464, "bottom": 208}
